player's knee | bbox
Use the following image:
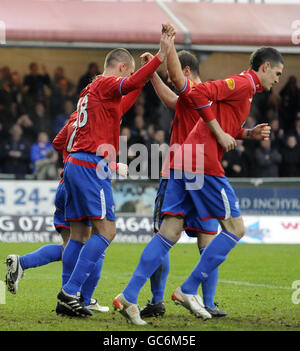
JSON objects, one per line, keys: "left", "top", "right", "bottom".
{"left": 159, "top": 216, "right": 183, "bottom": 243}
{"left": 220, "top": 216, "right": 245, "bottom": 239}
{"left": 231, "top": 220, "right": 246, "bottom": 239}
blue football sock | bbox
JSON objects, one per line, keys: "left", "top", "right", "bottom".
{"left": 123, "top": 232, "right": 174, "bottom": 304}
{"left": 62, "top": 238, "right": 84, "bottom": 286}
{"left": 63, "top": 233, "right": 110, "bottom": 296}
{"left": 150, "top": 252, "right": 170, "bottom": 304}
{"left": 181, "top": 231, "right": 239, "bottom": 295}
{"left": 20, "top": 244, "right": 63, "bottom": 270}
{"left": 81, "top": 252, "right": 105, "bottom": 306}
{"left": 199, "top": 247, "right": 219, "bottom": 309}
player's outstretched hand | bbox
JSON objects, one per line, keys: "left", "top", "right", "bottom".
{"left": 250, "top": 123, "right": 271, "bottom": 140}
{"left": 217, "top": 132, "right": 237, "bottom": 152}
{"left": 140, "top": 52, "right": 154, "bottom": 66}
{"left": 116, "top": 163, "right": 128, "bottom": 178}
{"left": 157, "top": 23, "right": 176, "bottom": 62}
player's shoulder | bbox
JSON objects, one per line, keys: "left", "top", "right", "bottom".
{"left": 177, "top": 78, "right": 195, "bottom": 99}
{"left": 222, "top": 71, "right": 254, "bottom": 93}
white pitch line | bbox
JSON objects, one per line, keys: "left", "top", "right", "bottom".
{"left": 219, "top": 279, "right": 294, "bottom": 290}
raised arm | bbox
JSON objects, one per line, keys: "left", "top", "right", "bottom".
{"left": 165, "top": 31, "right": 186, "bottom": 91}
{"left": 140, "top": 52, "right": 178, "bottom": 109}
{"left": 120, "top": 28, "right": 175, "bottom": 95}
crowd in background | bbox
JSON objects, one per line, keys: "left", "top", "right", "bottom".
{"left": 0, "top": 61, "right": 300, "bottom": 180}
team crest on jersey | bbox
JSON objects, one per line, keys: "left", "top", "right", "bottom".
{"left": 225, "top": 78, "right": 235, "bottom": 90}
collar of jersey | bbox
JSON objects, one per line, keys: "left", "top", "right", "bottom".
{"left": 244, "top": 69, "right": 263, "bottom": 93}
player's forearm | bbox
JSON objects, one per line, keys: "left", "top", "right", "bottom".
{"left": 151, "top": 72, "right": 178, "bottom": 109}
{"left": 166, "top": 43, "right": 186, "bottom": 92}
{"left": 121, "top": 87, "right": 143, "bottom": 115}
{"left": 121, "top": 56, "right": 163, "bottom": 95}
{"left": 206, "top": 118, "right": 226, "bottom": 139}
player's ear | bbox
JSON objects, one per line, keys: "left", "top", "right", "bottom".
{"left": 262, "top": 61, "right": 270, "bottom": 72}
{"left": 119, "top": 62, "right": 127, "bottom": 74}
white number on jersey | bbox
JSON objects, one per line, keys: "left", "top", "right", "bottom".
{"left": 67, "top": 95, "right": 88, "bottom": 152}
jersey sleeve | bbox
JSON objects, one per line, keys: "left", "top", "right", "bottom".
{"left": 235, "top": 127, "right": 246, "bottom": 140}
{"left": 52, "top": 123, "right": 68, "bottom": 154}
{"left": 120, "top": 87, "right": 143, "bottom": 115}
{"left": 188, "top": 75, "right": 253, "bottom": 123}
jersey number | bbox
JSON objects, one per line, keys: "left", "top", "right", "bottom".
{"left": 67, "top": 95, "right": 88, "bottom": 152}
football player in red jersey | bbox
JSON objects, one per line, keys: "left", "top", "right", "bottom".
{"left": 114, "top": 26, "right": 283, "bottom": 324}
{"left": 56, "top": 25, "right": 176, "bottom": 319}
{"left": 137, "top": 49, "right": 225, "bottom": 319}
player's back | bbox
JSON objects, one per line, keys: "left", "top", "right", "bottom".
{"left": 70, "top": 76, "right": 124, "bottom": 156}
{"left": 169, "top": 78, "right": 200, "bottom": 146}
{"left": 180, "top": 70, "right": 262, "bottom": 176}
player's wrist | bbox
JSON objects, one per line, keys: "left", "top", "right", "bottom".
{"left": 156, "top": 51, "right": 165, "bottom": 63}
{"left": 245, "top": 129, "right": 254, "bottom": 139}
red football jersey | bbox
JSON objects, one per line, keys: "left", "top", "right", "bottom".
{"left": 52, "top": 111, "right": 77, "bottom": 163}
{"left": 172, "top": 69, "right": 262, "bottom": 177}
{"left": 161, "top": 78, "right": 200, "bottom": 178}
{"left": 68, "top": 55, "right": 162, "bottom": 158}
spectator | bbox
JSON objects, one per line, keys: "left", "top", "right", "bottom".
{"left": 280, "top": 134, "right": 300, "bottom": 177}
{"left": 54, "top": 99, "right": 74, "bottom": 135}
{"left": 53, "top": 66, "right": 74, "bottom": 92}
{"left": 255, "top": 139, "right": 282, "bottom": 177}
{"left": 0, "top": 66, "right": 12, "bottom": 90}
{"left": 241, "top": 115, "right": 258, "bottom": 177}
{"left": 34, "top": 149, "right": 59, "bottom": 180}
{"left": 30, "top": 131, "right": 53, "bottom": 172}
{"left": 222, "top": 140, "right": 249, "bottom": 177}
{"left": 244, "top": 115, "right": 256, "bottom": 129}
{"left": 0, "top": 84, "right": 13, "bottom": 130}
{"left": 23, "top": 62, "right": 51, "bottom": 109}
{"left": 279, "top": 75, "right": 300, "bottom": 132}
{"left": 16, "top": 114, "right": 36, "bottom": 145}
{"left": 77, "top": 62, "right": 99, "bottom": 94}
{"left": 9, "top": 71, "right": 26, "bottom": 118}
{"left": 131, "top": 114, "right": 147, "bottom": 144}
{"left": 0, "top": 124, "right": 30, "bottom": 178}
{"left": 294, "top": 117, "right": 300, "bottom": 146}
{"left": 50, "top": 77, "right": 75, "bottom": 116}
{"left": 30, "top": 102, "right": 52, "bottom": 138}
{"left": 270, "top": 119, "right": 285, "bottom": 151}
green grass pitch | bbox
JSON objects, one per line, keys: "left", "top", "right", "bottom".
{"left": 0, "top": 242, "right": 299, "bottom": 331}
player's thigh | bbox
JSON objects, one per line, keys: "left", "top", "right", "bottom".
{"left": 197, "top": 233, "right": 215, "bottom": 250}
{"left": 70, "top": 221, "right": 91, "bottom": 242}
{"left": 219, "top": 215, "right": 245, "bottom": 239}
{"left": 91, "top": 217, "right": 116, "bottom": 242}
{"left": 60, "top": 227, "right": 70, "bottom": 247}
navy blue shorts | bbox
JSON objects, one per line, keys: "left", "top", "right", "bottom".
{"left": 161, "top": 170, "right": 240, "bottom": 226}
{"left": 154, "top": 176, "right": 219, "bottom": 237}
{"left": 64, "top": 152, "right": 115, "bottom": 222}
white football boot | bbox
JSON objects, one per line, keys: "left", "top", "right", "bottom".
{"left": 172, "top": 287, "right": 212, "bottom": 320}
{"left": 113, "top": 293, "right": 147, "bottom": 325}
{"left": 87, "top": 298, "right": 110, "bottom": 313}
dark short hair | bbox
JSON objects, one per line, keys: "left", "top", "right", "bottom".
{"left": 250, "top": 47, "right": 284, "bottom": 71}
{"left": 177, "top": 50, "right": 200, "bottom": 77}
{"left": 104, "top": 48, "right": 134, "bottom": 69}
